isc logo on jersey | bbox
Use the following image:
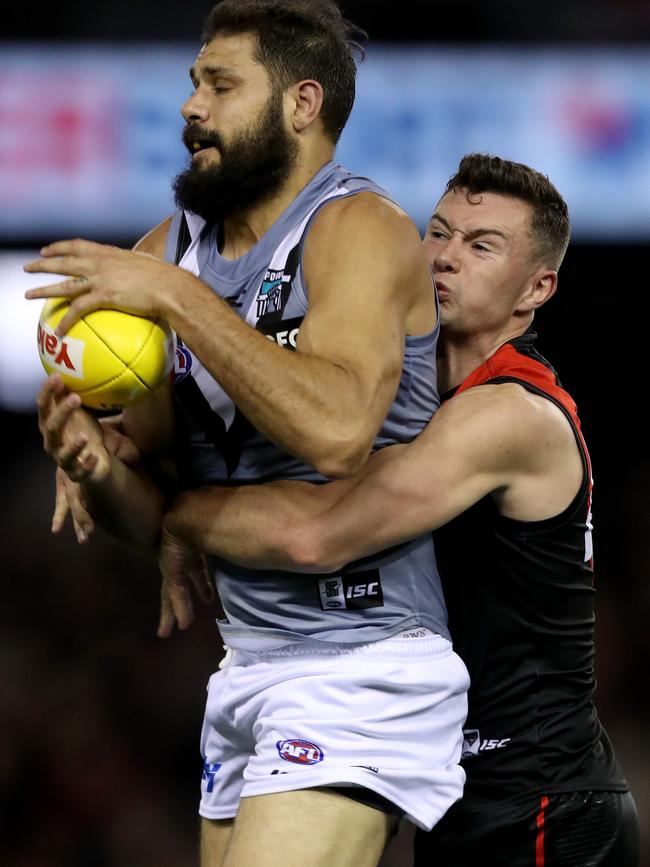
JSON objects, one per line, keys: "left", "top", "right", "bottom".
{"left": 461, "top": 728, "right": 511, "bottom": 759}
{"left": 277, "top": 739, "right": 324, "bottom": 765}
{"left": 318, "top": 575, "right": 384, "bottom": 610}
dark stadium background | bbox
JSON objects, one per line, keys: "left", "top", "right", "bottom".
{"left": 2, "top": 1, "right": 649, "bottom": 864}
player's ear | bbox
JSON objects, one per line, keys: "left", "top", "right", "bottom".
{"left": 517, "top": 269, "right": 558, "bottom": 313}
{"left": 286, "top": 80, "right": 324, "bottom": 133}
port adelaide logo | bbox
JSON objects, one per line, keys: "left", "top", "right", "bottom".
{"left": 255, "top": 268, "right": 292, "bottom": 318}
{"left": 277, "top": 739, "right": 325, "bottom": 765}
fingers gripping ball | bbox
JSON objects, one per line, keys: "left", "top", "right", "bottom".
{"left": 37, "top": 299, "right": 176, "bottom": 410}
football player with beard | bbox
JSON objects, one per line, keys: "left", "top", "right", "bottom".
{"left": 26, "top": 3, "right": 470, "bottom": 866}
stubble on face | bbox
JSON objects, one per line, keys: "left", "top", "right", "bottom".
{"left": 173, "top": 88, "right": 299, "bottom": 225}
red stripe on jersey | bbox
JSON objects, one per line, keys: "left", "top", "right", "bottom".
{"left": 535, "top": 795, "right": 550, "bottom": 866}
{"left": 454, "top": 340, "right": 591, "bottom": 478}
{"left": 455, "top": 337, "right": 594, "bottom": 575}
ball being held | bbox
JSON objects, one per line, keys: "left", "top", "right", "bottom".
{"left": 37, "top": 298, "right": 176, "bottom": 411}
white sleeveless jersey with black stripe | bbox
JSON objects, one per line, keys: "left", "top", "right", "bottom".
{"left": 165, "top": 161, "right": 447, "bottom": 648}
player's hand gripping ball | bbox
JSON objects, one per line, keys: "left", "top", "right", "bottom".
{"left": 37, "top": 298, "right": 176, "bottom": 410}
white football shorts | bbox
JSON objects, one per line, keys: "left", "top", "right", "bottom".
{"left": 198, "top": 630, "right": 470, "bottom": 831}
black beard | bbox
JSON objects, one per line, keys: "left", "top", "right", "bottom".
{"left": 172, "top": 93, "right": 298, "bottom": 226}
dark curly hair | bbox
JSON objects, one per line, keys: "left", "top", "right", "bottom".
{"left": 201, "top": 0, "right": 366, "bottom": 143}
{"left": 446, "top": 153, "right": 571, "bottom": 269}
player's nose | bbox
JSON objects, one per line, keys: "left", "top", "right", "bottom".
{"left": 181, "top": 90, "right": 210, "bottom": 124}
{"left": 433, "top": 239, "right": 461, "bottom": 273}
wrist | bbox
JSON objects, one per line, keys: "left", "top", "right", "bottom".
{"left": 162, "top": 494, "right": 189, "bottom": 539}
{"left": 79, "top": 448, "right": 115, "bottom": 490}
{"left": 163, "top": 270, "right": 212, "bottom": 331}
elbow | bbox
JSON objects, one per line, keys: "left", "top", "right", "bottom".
{"left": 308, "top": 433, "right": 372, "bottom": 480}
{"left": 281, "top": 524, "right": 343, "bottom": 574}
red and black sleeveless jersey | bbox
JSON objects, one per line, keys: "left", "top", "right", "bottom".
{"left": 435, "top": 330, "right": 628, "bottom": 803}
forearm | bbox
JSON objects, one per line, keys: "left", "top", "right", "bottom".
{"left": 165, "top": 278, "right": 394, "bottom": 478}
{"left": 162, "top": 478, "right": 357, "bottom": 571}
{"left": 295, "top": 465, "right": 427, "bottom": 571}
{"left": 80, "top": 456, "right": 168, "bottom": 554}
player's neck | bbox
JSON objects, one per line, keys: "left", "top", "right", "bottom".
{"left": 219, "top": 147, "right": 333, "bottom": 260}
{"left": 437, "top": 321, "right": 530, "bottom": 392}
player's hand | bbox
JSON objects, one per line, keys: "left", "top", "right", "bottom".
{"left": 50, "top": 414, "right": 141, "bottom": 542}
{"left": 101, "top": 415, "right": 141, "bottom": 465}
{"left": 53, "top": 467, "right": 95, "bottom": 543}
{"left": 23, "top": 239, "right": 191, "bottom": 334}
{"left": 157, "top": 527, "right": 215, "bottom": 638}
{"left": 38, "top": 374, "right": 110, "bottom": 483}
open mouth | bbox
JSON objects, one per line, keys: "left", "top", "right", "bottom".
{"left": 188, "top": 139, "right": 218, "bottom": 156}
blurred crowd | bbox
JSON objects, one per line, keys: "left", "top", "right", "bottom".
{"left": 2, "top": 411, "right": 221, "bottom": 865}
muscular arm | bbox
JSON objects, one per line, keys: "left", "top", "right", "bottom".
{"left": 26, "top": 195, "right": 435, "bottom": 477}
{"left": 162, "top": 384, "right": 584, "bottom": 571}
{"left": 47, "top": 219, "right": 178, "bottom": 553}
{"left": 162, "top": 194, "right": 434, "bottom": 476}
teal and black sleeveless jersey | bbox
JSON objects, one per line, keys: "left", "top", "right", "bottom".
{"left": 165, "top": 161, "right": 448, "bottom": 648}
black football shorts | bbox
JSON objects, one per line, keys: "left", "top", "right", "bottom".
{"left": 414, "top": 789, "right": 640, "bottom": 867}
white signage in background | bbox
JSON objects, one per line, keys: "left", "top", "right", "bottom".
{"left": 0, "top": 253, "right": 66, "bottom": 412}
{"left": 0, "top": 45, "right": 193, "bottom": 240}
{"left": 1, "top": 44, "right": 649, "bottom": 241}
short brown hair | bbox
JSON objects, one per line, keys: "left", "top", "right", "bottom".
{"left": 202, "top": 0, "right": 365, "bottom": 143}
{"left": 445, "top": 153, "right": 570, "bottom": 269}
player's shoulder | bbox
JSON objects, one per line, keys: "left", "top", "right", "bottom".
{"left": 309, "top": 190, "right": 421, "bottom": 250}
{"left": 304, "top": 191, "right": 427, "bottom": 290}
{"left": 133, "top": 216, "right": 174, "bottom": 258}
{"left": 458, "top": 381, "right": 568, "bottom": 429}
{"left": 442, "top": 382, "right": 575, "bottom": 463}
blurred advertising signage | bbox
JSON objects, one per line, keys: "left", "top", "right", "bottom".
{"left": 0, "top": 45, "right": 193, "bottom": 240}
{"left": 337, "top": 46, "right": 650, "bottom": 239}
{"left": 1, "top": 44, "right": 650, "bottom": 241}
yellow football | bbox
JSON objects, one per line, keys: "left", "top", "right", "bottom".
{"left": 37, "top": 298, "right": 176, "bottom": 411}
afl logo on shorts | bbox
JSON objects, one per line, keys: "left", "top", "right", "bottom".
{"left": 276, "top": 739, "right": 324, "bottom": 765}
{"left": 174, "top": 344, "right": 193, "bottom": 382}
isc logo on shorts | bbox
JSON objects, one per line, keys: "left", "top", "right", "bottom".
{"left": 318, "top": 572, "right": 384, "bottom": 610}
{"left": 277, "top": 739, "right": 324, "bottom": 765}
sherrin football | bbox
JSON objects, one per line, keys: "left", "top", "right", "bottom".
{"left": 37, "top": 298, "right": 176, "bottom": 411}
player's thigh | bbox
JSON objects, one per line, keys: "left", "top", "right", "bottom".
{"left": 201, "top": 817, "right": 235, "bottom": 867}
{"left": 222, "top": 788, "right": 397, "bottom": 867}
